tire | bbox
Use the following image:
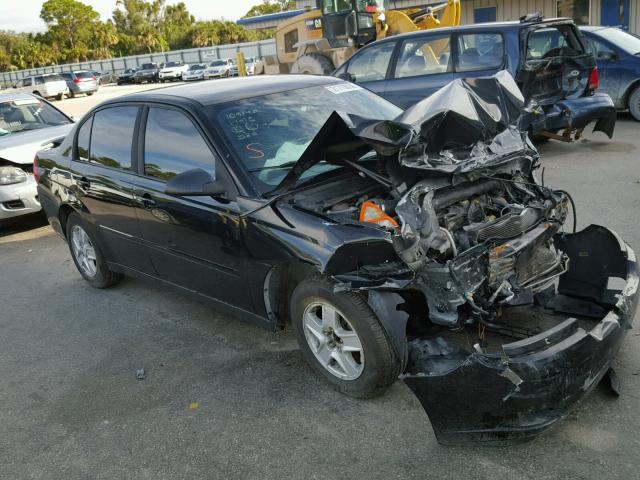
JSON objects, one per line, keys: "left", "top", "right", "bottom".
{"left": 68, "top": 91, "right": 75, "bottom": 99}
{"left": 290, "top": 277, "right": 401, "bottom": 398}
{"left": 290, "top": 53, "right": 335, "bottom": 75}
{"left": 87, "top": 92, "right": 94, "bottom": 96}
{"left": 66, "top": 212, "right": 123, "bottom": 289}
{"left": 33, "top": 91, "right": 41, "bottom": 97}
{"left": 629, "top": 86, "right": 640, "bottom": 122}
{"left": 56, "top": 93, "right": 64, "bottom": 101}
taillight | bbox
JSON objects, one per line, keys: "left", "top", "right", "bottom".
{"left": 91, "top": 76, "right": 96, "bottom": 81}
{"left": 73, "top": 78, "right": 81, "bottom": 84}
{"left": 588, "top": 67, "right": 599, "bottom": 91}
{"left": 33, "top": 156, "right": 40, "bottom": 183}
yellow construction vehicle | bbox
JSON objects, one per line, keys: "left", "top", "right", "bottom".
{"left": 258, "top": 0, "right": 461, "bottom": 76}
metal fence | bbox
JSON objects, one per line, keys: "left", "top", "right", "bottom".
{"left": 0, "top": 39, "right": 276, "bottom": 87}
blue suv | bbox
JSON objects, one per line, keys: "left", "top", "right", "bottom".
{"left": 334, "top": 15, "right": 616, "bottom": 141}
{"left": 580, "top": 26, "right": 640, "bottom": 121}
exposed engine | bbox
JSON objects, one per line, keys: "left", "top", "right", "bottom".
{"left": 317, "top": 172, "right": 569, "bottom": 327}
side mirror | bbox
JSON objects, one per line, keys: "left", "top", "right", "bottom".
{"left": 165, "top": 168, "right": 227, "bottom": 197}
{"left": 597, "top": 50, "right": 617, "bottom": 61}
{"left": 337, "top": 71, "right": 354, "bottom": 82}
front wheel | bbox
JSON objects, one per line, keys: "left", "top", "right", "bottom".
{"left": 66, "top": 212, "right": 123, "bottom": 289}
{"left": 629, "top": 86, "right": 640, "bottom": 122}
{"left": 290, "top": 277, "right": 401, "bottom": 398}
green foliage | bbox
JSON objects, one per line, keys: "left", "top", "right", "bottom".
{"left": 0, "top": 0, "right": 278, "bottom": 72}
{"left": 243, "top": 0, "right": 297, "bottom": 18}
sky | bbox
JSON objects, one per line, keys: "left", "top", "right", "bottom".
{"left": 0, "top": 0, "right": 266, "bottom": 33}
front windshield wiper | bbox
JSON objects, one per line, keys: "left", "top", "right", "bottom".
{"left": 247, "top": 161, "right": 301, "bottom": 173}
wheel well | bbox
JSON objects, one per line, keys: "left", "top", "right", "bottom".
{"left": 58, "top": 204, "right": 75, "bottom": 238}
{"left": 622, "top": 79, "right": 640, "bottom": 108}
{"left": 266, "top": 260, "right": 319, "bottom": 328}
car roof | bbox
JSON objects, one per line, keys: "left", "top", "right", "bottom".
{"left": 579, "top": 25, "right": 612, "bottom": 33}
{"left": 112, "top": 75, "right": 343, "bottom": 106}
{"left": 371, "top": 17, "right": 576, "bottom": 43}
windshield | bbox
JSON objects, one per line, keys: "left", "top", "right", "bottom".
{"left": 210, "top": 60, "right": 226, "bottom": 67}
{"left": 190, "top": 64, "right": 206, "bottom": 70}
{"left": 595, "top": 28, "right": 640, "bottom": 55}
{"left": 0, "top": 98, "right": 71, "bottom": 137}
{"left": 165, "top": 62, "right": 181, "bottom": 67}
{"left": 141, "top": 63, "right": 157, "bottom": 69}
{"left": 210, "top": 83, "right": 402, "bottom": 193}
{"left": 321, "top": 0, "right": 387, "bottom": 14}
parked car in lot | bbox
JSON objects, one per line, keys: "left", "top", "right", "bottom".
{"left": 334, "top": 15, "right": 616, "bottom": 141}
{"left": 59, "top": 71, "right": 99, "bottom": 98}
{"left": 35, "top": 74, "right": 638, "bottom": 445}
{"left": 230, "top": 57, "right": 257, "bottom": 76}
{"left": 159, "top": 61, "right": 189, "bottom": 82}
{"left": 182, "top": 63, "right": 207, "bottom": 81}
{"left": 0, "top": 93, "right": 73, "bottom": 221}
{"left": 580, "top": 26, "right": 640, "bottom": 121}
{"left": 12, "top": 74, "right": 68, "bottom": 101}
{"left": 134, "top": 63, "right": 160, "bottom": 83}
{"left": 204, "top": 59, "right": 233, "bottom": 79}
{"left": 117, "top": 68, "right": 138, "bottom": 85}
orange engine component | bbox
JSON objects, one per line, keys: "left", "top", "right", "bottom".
{"left": 359, "top": 201, "right": 399, "bottom": 231}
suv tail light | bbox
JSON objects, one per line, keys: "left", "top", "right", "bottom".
{"left": 33, "top": 155, "right": 40, "bottom": 183}
{"left": 91, "top": 76, "right": 97, "bottom": 81}
{"left": 588, "top": 67, "right": 599, "bottom": 91}
{"left": 73, "top": 78, "right": 81, "bottom": 84}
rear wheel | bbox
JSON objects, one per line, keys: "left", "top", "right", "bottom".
{"left": 56, "top": 93, "right": 64, "bottom": 101}
{"left": 33, "top": 91, "right": 41, "bottom": 97}
{"left": 290, "top": 53, "right": 335, "bottom": 75}
{"left": 87, "top": 92, "right": 94, "bottom": 96}
{"left": 290, "top": 277, "right": 401, "bottom": 398}
{"left": 67, "top": 91, "right": 75, "bottom": 99}
{"left": 66, "top": 212, "right": 123, "bottom": 289}
{"left": 629, "top": 86, "right": 640, "bottom": 122}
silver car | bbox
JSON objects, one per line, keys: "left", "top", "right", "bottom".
{"left": 59, "top": 71, "right": 99, "bottom": 98}
{"left": 0, "top": 93, "right": 73, "bottom": 221}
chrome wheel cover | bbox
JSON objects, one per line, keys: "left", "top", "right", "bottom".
{"left": 70, "top": 225, "right": 97, "bottom": 278}
{"left": 302, "top": 301, "right": 364, "bottom": 380}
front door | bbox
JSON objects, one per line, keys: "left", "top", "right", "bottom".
{"left": 342, "top": 40, "right": 396, "bottom": 98}
{"left": 131, "top": 106, "right": 252, "bottom": 312}
{"left": 601, "top": 0, "right": 630, "bottom": 30}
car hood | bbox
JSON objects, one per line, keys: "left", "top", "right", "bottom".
{"left": 273, "top": 70, "right": 534, "bottom": 194}
{"left": 0, "top": 124, "right": 73, "bottom": 164}
{"left": 161, "top": 67, "right": 183, "bottom": 73}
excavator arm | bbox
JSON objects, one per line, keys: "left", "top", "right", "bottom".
{"left": 376, "top": 0, "right": 461, "bottom": 39}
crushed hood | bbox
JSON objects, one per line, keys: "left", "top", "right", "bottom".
{"left": 273, "top": 71, "right": 536, "bottom": 194}
{"left": 0, "top": 124, "right": 73, "bottom": 164}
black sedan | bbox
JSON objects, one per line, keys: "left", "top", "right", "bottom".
{"left": 34, "top": 75, "right": 638, "bottom": 445}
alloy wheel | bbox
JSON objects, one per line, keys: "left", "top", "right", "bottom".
{"left": 70, "top": 225, "right": 97, "bottom": 278}
{"left": 302, "top": 301, "right": 364, "bottom": 380}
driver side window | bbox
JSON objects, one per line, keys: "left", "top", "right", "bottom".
{"left": 346, "top": 41, "right": 395, "bottom": 83}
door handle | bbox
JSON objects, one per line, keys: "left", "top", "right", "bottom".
{"left": 140, "top": 193, "right": 156, "bottom": 209}
{"left": 77, "top": 176, "right": 90, "bottom": 189}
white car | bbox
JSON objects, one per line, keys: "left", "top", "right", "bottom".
{"left": 13, "top": 74, "right": 69, "bottom": 101}
{"left": 182, "top": 63, "right": 207, "bottom": 81}
{"left": 230, "top": 57, "right": 257, "bottom": 76}
{"left": 0, "top": 93, "right": 74, "bottom": 221}
{"left": 204, "top": 59, "right": 233, "bottom": 79}
{"left": 158, "top": 61, "right": 189, "bottom": 82}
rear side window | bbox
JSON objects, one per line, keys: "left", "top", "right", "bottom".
{"left": 60, "top": 73, "right": 72, "bottom": 80}
{"left": 76, "top": 117, "right": 93, "bottom": 161}
{"left": 34, "top": 76, "right": 44, "bottom": 85}
{"left": 143, "top": 107, "right": 215, "bottom": 181}
{"left": 456, "top": 33, "right": 504, "bottom": 72}
{"left": 395, "top": 35, "right": 451, "bottom": 78}
{"left": 284, "top": 29, "right": 298, "bottom": 53}
{"left": 23, "top": 78, "right": 32, "bottom": 87}
{"left": 346, "top": 41, "right": 395, "bottom": 82}
{"left": 89, "top": 106, "right": 138, "bottom": 170}
{"left": 527, "top": 26, "right": 585, "bottom": 59}
{"left": 44, "top": 74, "right": 63, "bottom": 82}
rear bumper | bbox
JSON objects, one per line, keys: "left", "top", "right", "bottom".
{"left": 403, "top": 225, "right": 638, "bottom": 445}
{"left": 544, "top": 93, "right": 617, "bottom": 138}
{"left": 0, "top": 177, "right": 41, "bottom": 219}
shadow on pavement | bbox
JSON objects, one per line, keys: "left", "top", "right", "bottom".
{"left": 0, "top": 212, "right": 49, "bottom": 239}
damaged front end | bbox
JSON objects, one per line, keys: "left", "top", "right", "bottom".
{"left": 278, "top": 71, "right": 638, "bottom": 444}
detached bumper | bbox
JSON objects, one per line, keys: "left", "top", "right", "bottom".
{"left": 544, "top": 93, "right": 617, "bottom": 138}
{"left": 403, "top": 225, "right": 638, "bottom": 445}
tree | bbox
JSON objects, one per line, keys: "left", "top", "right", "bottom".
{"left": 162, "top": 2, "right": 194, "bottom": 49}
{"left": 243, "top": 0, "right": 296, "bottom": 18}
{"left": 40, "top": 0, "right": 100, "bottom": 62}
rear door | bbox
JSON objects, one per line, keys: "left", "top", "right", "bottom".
{"left": 384, "top": 33, "right": 454, "bottom": 109}
{"left": 453, "top": 31, "right": 505, "bottom": 80}
{"left": 130, "top": 105, "right": 251, "bottom": 311}
{"left": 70, "top": 105, "right": 155, "bottom": 273}
{"left": 584, "top": 33, "right": 623, "bottom": 103}
{"left": 520, "top": 23, "right": 595, "bottom": 105}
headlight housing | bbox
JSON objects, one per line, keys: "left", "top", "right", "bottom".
{"left": 0, "top": 166, "right": 28, "bottom": 185}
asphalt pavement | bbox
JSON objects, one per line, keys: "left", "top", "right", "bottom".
{"left": 1, "top": 86, "right": 639, "bottom": 479}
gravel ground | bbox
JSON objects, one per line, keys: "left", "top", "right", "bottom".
{"left": 1, "top": 86, "right": 639, "bottom": 479}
